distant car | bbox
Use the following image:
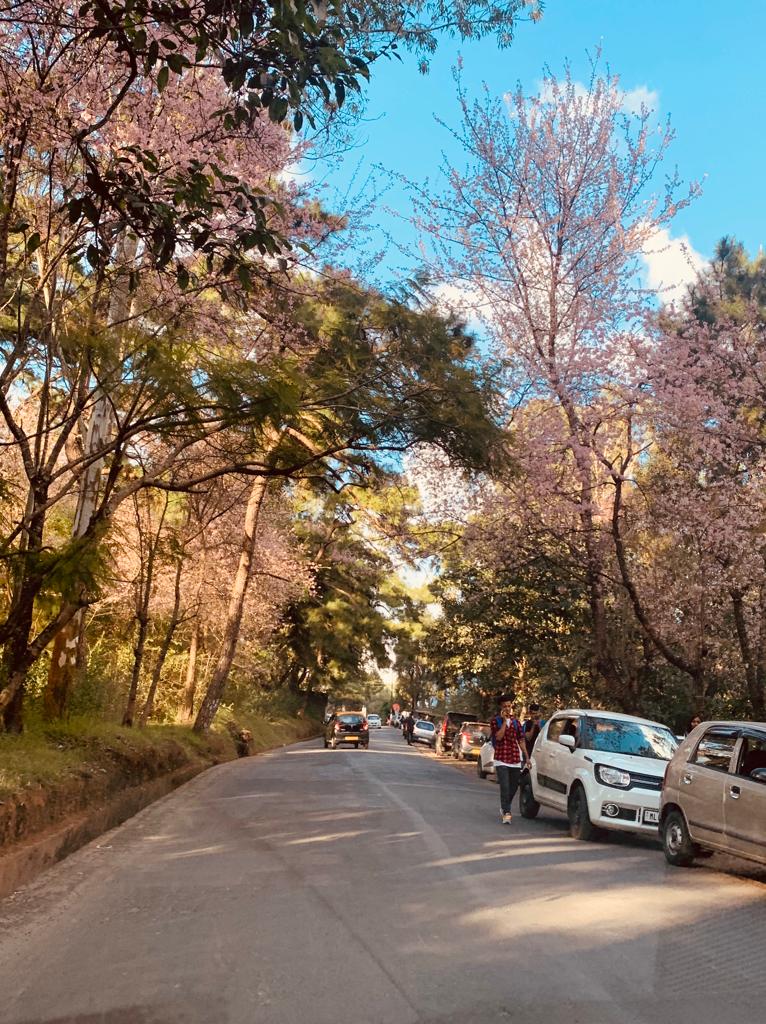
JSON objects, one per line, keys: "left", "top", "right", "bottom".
{"left": 367, "top": 714, "right": 382, "bottom": 729}
{"left": 521, "top": 710, "right": 678, "bottom": 840}
{"left": 324, "top": 713, "right": 369, "bottom": 749}
{"left": 412, "top": 719, "right": 437, "bottom": 747}
{"left": 453, "top": 722, "right": 489, "bottom": 761}
{"left": 435, "top": 710, "right": 480, "bottom": 755}
{"left": 660, "top": 720, "right": 766, "bottom": 868}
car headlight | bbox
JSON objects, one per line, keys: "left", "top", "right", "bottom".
{"left": 596, "top": 764, "right": 631, "bottom": 788}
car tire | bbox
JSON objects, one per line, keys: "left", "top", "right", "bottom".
{"left": 662, "top": 809, "right": 697, "bottom": 867}
{"left": 477, "top": 758, "right": 488, "bottom": 780}
{"left": 519, "top": 776, "right": 540, "bottom": 818}
{"left": 567, "top": 784, "right": 595, "bottom": 841}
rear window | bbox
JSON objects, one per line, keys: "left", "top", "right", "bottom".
{"left": 415, "top": 721, "right": 435, "bottom": 731}
{"left": 580, "top": 718, "right": 677, "bottom": 760}
{"left": 337, "top": 714, "right": 364, "bottom": 725}
{"left": 447, "top": 712, "right": 478, "bottom": 725}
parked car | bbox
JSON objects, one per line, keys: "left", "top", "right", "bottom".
{"left": 453, "top": 722, "right": 490, "bottom": 761}
{"left": 660, "top": 720, "right": 766, "bottom": 868}
{"left": 435, "top": 710, "right": 480, "bottom": 755}
{"left": 367, "top": 714, "right": 382, "bottom": 729}
{"left": 412, "top": 719, "right": 437, "bottom": 747}
{"left": 324, "top": 713, "right": 369, "bottom": 749}
{"left": 519, "top": 710, "right": 678, "bottom": 840}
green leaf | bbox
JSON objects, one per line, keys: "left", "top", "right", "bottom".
{"left": 293, "top": 109, "right": 304, "bottom": 132}
{"left": 157, "top": 66, "right": 169, "bottom": 92}
{"left": 26, "top": 232, "right": 41, "bottom": 254}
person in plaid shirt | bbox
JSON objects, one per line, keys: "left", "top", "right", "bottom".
{"left": 490, "top": 695, "right": 531, "bottom": 824}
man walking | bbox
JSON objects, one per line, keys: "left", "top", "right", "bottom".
{"left": 522, "top": 703, "right": 545, "bottom": 754}
{"left": 490, "top": 695, "right": 531, "bottom": 824}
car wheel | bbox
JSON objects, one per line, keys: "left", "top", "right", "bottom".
{"left": 567, "top": 784, "right": 595, "bottom": 841}
{"left": 662, "top": 809, "right": 697, "bottom": 867}
{"left": 477, "top": 758, "right": 488, "bottom": 780}
{"left": 519, "top": 775, "right": 540, "bottom": 819}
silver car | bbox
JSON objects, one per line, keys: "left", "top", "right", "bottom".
{"left": 412, "top": 720, "right": 437, "bottom": 747}
{"left": 660, "top": 720, "right": 766, "bottom": 867}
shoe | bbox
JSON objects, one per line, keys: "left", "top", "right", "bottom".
{"left": 501, "top": 812, "right": 512, "bottom": 824}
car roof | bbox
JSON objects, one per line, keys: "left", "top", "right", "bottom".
{"left": 550, "top": 709, "right": 674, "bottom": 729}
{"left": 691, "top": 720, "right": 766, "bottom": 730}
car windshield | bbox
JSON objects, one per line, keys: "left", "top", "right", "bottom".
{"left": 416, "top": 721, "right": 435, "bottom": 730}
{"left": 581, "top": 718, "right": 678, "bottom": 760}
{"left": 337, "top": 715, "right": 363, "bottom": 725}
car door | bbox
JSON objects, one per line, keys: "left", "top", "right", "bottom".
{"left": 682, "top": 726, "right": 740, "bottom": 847}
{"left": 724, "top": 729, "right": 766, "bottom": 865}
{"left": 534, "top": 716, "right": 578, "bottom": 809}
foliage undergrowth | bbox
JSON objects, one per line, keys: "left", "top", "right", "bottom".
{"left": 0, "top": 709, "right": 319, "bottom": 799}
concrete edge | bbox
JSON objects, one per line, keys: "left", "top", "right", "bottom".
{"left": 0, "top": 728, "right": 323, "bottom": 901}
{"left": 0, "top": 761, "right": 209, "bottom": 901}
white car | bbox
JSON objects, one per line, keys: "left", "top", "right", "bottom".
{"left": 367, "top": 714, "right": 382, "bottom": 729}
{"left": 520, "top": 709, "right": 678, "bottom": 840}
{"left": 477, "top": 737, "right": 497, "bottom": 780}
{"left": 412, "top": 720, "right": 437, "bottom": 747}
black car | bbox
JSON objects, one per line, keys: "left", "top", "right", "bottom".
{"left": 324, "top": 713, "right": 369, "bottom": 749}
{"left": 435, "top": 710, "right": 480, "bottom": 755}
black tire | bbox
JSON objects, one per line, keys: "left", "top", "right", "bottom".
{"left": 567, "top": 784, "right": 595, "bottom": 841}
{"left": 477, "top": 758, "right": 488, "bottom": 780}
{"left": 519, "top": 776, "right": 540, "bottom": 819}
{"left": 662, "top": 808, "right": 697, "bottom": 867}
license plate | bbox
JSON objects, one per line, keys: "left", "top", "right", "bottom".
{"left": 643, "top": 809, "right": 659, "bottom": 825}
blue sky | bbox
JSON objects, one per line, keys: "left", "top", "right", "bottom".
{"left": 315, "top": 0, "right": 765, "bottom": 287}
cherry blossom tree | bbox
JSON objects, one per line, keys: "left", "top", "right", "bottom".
{"left": 415, "top": 62, "right": 697, "bottom": 697}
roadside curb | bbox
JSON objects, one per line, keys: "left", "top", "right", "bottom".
{"left": 0, "top": 729, "right": 322, "bottom": 901}
{"left": 0, "top": 762, "right": 208, "bottom": 901}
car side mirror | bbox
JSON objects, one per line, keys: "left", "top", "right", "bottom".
{"left": 750, "top": 767, "right": 766, "bottom": 785}
{"left": 558, "top": 734, "right": 576, "bottom": 751}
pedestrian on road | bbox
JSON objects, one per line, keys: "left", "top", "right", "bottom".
{"left": 490, "top": 695, "right": 530, "bottom": 825}
{"left": 403, "top": 714, "right": 414, "bottom": 744}
{"left": 522, "top": 703, "right": 545, "bottom": 756}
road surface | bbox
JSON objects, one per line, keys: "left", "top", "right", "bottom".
{"left": 1, "top": 728, "right": 764, "bottom": 1024}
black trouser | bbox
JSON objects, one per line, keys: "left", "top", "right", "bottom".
{"left": 496, "top": 765, "right": 522, "bottom": 814}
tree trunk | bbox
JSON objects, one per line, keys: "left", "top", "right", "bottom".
{"left": 176, "top": 620, "right": 200, "bottom": 723}
{"left": 44, "top": 235, "right": 137, "bottom": 719}
{"left": 139, "top": 556, "right": 184, "bottom": 727}
{"left": 193, "top": 476, "right": 269, "bottom": 733}
{"left": 731, "top": 588, "right": 766, "bottom": 719}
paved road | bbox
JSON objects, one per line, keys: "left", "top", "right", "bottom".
{"left": 1, "top": 728, "right": 764, "bottom": 1024}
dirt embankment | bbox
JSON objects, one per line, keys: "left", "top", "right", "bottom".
{"left": 0, "top": 717, "right": 319, "bottom": 899}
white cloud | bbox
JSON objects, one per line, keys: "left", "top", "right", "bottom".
{"left": 622, "top": 85, "right": 659, "bottom": 115}
{"left": 513, "top": 79, "right": 659, "bottom": 118}
{"left": 642, "top": 227, "right": 707, "bottom": 305}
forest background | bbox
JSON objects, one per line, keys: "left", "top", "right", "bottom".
{"left": 1, "top": 0, "right": 765, "bottom": 794}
